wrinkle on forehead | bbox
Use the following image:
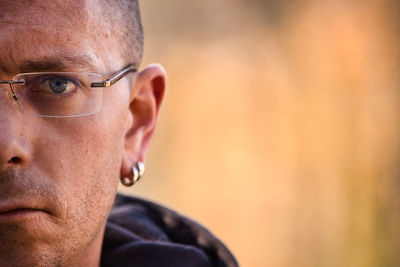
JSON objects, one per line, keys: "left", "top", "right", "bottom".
{"left": 0, "top": 0, "right": 123, "bottom": 74}
{"left": 0, "top": 0, "right": 91, "bottom": 29}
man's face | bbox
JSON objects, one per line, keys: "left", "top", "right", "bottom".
{"left": 0, "top": 0, "right": 133, "bottom": 265}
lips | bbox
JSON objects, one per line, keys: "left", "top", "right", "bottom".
{"left": 0, "top": 202, "right": 51, "bottom": 221}
{"left": 0, "top": 202, "right": 46, "bottom": 212}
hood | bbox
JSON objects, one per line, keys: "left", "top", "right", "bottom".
{"left": 101, "top": 193, "right": 238, "bottom": 267}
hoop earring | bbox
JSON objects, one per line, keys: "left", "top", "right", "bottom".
{"left": 120, "top": 161, "right": 146, "bottom": 187}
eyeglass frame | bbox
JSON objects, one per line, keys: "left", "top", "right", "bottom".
{"left": 0, "top": 64, "right": 138, "bottom": 117}
{"left": 90, "top": 64, "right": 138, "bottom": 88}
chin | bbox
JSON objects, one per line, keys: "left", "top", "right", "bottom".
{"left": 0, "top": 218, "right": 64, "bottom": 266}
{"left": 0, "top": 211, "right": 58, "bottom": 240}
{"left": 0, "top": 242, "right": 62, "bottom": 267}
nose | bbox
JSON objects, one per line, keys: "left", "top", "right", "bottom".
{"left": 0, "top": 133, "right": 31, "bottom": 168}
{"left": 0, "top": 87, "right": 32, "bottom": 169}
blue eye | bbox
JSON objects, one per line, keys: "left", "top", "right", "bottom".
{"left": 48, "top": 77, "right": 76, "bottom": 94}
{"left": 21, "top": 74, "right": 82, "bottom": 96}
{"left": 49, "top": 78, "right": 68, "bottom": 93}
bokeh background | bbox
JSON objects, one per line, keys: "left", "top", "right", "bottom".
{"left": 119, "top": 1, "right": 400, "bottom": 266}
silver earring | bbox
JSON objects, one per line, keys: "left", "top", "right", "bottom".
{"left": 120, "top": 161, "right": 145, "bottom": 187}
{"left": 136, "top": 161, "right": 145, "bottom": 180}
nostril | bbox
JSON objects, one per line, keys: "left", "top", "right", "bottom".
{"left": 9, "top": 157, "right": 22, "bottom": 164}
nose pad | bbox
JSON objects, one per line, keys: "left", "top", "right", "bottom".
{"left": 6, "top": 84, "right": 22, "bottom": 108}
{"left": 0, "top": 84, "right": 23, "bottom": 117}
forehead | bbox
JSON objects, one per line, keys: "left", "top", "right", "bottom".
{"left": 0, "top": 0, "right": 122, "bottom": 74}
{"left": 0, "top": 0, "right": 90, "bottom": 27}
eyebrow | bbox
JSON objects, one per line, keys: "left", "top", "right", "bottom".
{"left": 17, "top": 54, "right": 97, "bottom": 73}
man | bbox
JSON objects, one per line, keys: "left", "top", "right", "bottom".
{"left": 0, "top": 0, "right": 237, "bottom": 266}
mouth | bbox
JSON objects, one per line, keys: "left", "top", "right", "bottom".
{"left": 0, "top": 205, "right": 51, "bottom": 222}
{"left": 0, "top": 204, "right": 57, "bottom": 239}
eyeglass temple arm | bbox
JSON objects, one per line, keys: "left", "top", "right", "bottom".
{"left": 0, "top": 81, "right": 24, "bottom": 84}
{"left": 91, "top": 64, "right": 138, "bottom": 88}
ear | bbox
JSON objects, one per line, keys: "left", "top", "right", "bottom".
{"left": 120, "top": 64, "right": 166, "bottom": 178}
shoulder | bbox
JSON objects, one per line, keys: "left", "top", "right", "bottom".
{"left": 101, "top": 193, "right": 238, "bottom": 267}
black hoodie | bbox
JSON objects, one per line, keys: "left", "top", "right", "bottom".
{"left": 101, "top": 194, "right": 238, "bottom": 267}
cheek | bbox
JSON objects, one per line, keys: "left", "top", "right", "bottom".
{"left": 39, "top": 116, "right": 124, "bottom": 175}
{"left": 33, "top": 109, "right": 127, "bottom": 225}
{"left": 27, "top": 83, "right": 131, "bottom": 245}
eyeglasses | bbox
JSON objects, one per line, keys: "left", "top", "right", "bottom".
{"left": 0, "top": 64, "right": 137, "bottom": 118}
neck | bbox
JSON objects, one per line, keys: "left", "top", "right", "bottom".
{"left": 65, "top": 225, "right": 106, "bottom": 267}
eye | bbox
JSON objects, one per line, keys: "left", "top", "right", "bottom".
{"left": 44, "top": 77, "right": 77, "bottom": 94}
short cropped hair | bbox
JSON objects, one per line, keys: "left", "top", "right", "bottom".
{"left": 100, "top": 0, "right": 144, "bottom": 66}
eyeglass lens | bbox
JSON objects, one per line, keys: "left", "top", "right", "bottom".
{"left": 11, "top": 72, "right": 103, "bottom": 118}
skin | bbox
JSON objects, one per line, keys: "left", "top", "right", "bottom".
{"left": 0, "top": 0, "right": 165, "bottom": 266}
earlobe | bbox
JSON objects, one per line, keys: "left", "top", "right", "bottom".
{"left": 120, "top": 64, "right": 166, "bottom": 178}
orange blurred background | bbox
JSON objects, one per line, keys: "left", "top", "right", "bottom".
{"left": 119, "top": 1, "right": 400, "bottom": 266}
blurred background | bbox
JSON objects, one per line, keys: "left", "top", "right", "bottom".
{"left": 119, "top": 0, "right": 400, "bottom": 266}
